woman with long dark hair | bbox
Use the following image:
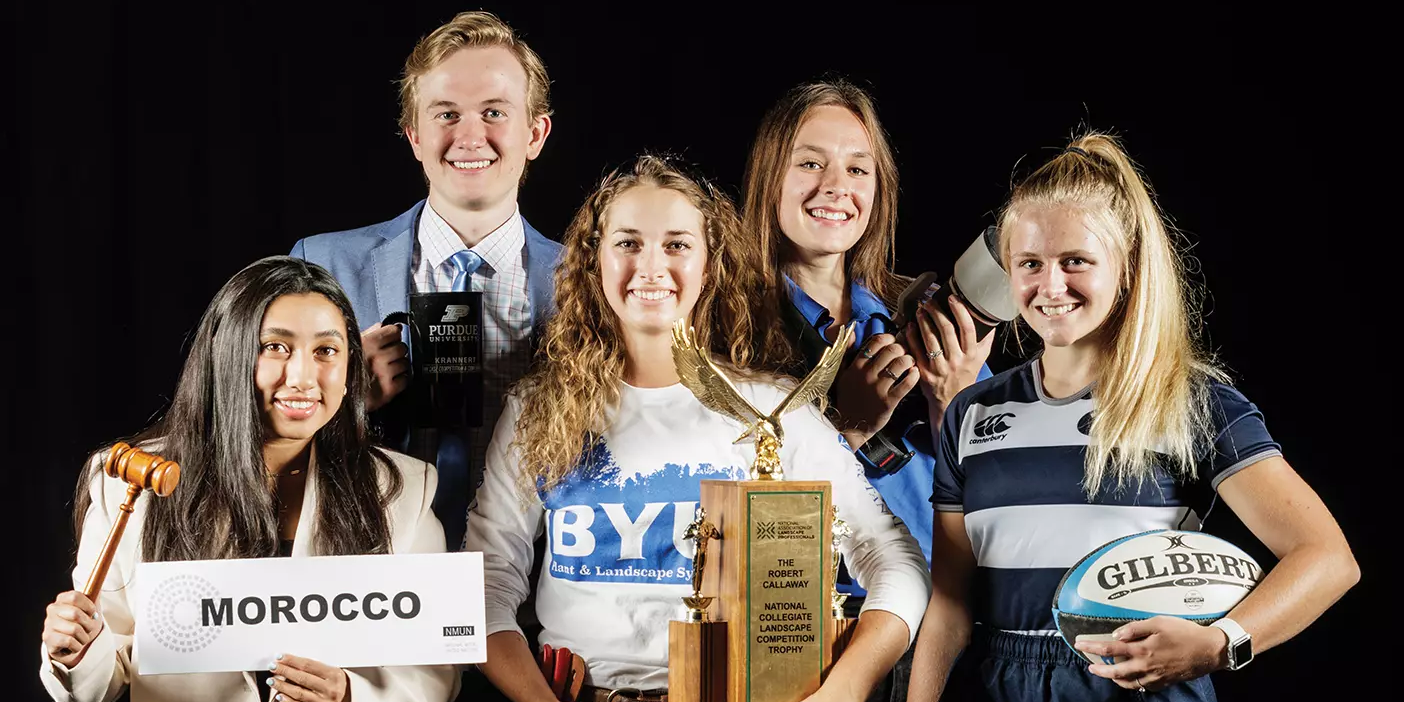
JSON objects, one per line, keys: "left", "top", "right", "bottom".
{"left": 40, "top": 256, "right": 456, "bottom": 702}
{"left": 741, "top": 79, "right": 995, "bottom": 698}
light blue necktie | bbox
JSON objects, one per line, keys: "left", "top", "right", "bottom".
{"left": 449, "top": 250, "right": 484, "bottom": 292}
{"left": 434, "top": 249, "right": 484, "bottom": 549}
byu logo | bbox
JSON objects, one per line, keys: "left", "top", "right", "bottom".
{"left": 441, "top": 305, "right": 471, "bottom": 323}
{"left": 542, "top": 443, "right": 746, "bottom": 585}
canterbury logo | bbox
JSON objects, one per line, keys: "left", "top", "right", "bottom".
{"left": 440, "top": 305, "right": 471, "bottom": 323}
{"left": 974, "top": 413, "right": 1014, "bottom": 437}
{"left": 970, "top": 413, "right": 1015, "bottom": 444}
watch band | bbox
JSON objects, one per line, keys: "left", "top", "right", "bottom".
{"left": 1210, "top": 617, "right": 1252, "bottom": 670}
{"left": 857, "top": 427, "right": 915, "bottom": 475}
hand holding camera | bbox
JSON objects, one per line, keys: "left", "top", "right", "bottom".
{"left": 895, "top": 226, "right": 1014, "bottom": 413}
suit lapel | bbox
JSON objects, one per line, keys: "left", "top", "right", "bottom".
{"left": 370, "top": 202, "right": 422, "bottom": 323}
{"left": 522, "top": 219, "right": 560, "bottom": 329}
{"left": 291, "top": 447, "right": 319, "bottom": 557}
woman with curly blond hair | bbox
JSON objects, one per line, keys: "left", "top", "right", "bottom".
{"left": 464, "top": 154, "right": 929, "bottom": 702}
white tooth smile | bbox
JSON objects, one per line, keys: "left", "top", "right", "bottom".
{"left": 808, "top": 208, "right": 850, "bottom": 221}
{"left": 1039, "top": 304, "right": 1077, "bottom": 317}
{"left": 630, "top": 289, "right": 674, "bottom": 301}
{"left": 451, "top": 159, "right": 492, "bottom": 169}
{"left": 279, "top": 400, "right": 315, "bottom": 409}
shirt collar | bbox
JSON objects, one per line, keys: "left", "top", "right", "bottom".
{"left": 784, "top": 274, "right": 891, "bottom": 333}
{"left": 418, "top": 202, "right": 525, "bottom": 273}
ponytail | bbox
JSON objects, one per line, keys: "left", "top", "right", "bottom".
{"left": 997, "top": 132, "right": 1224, "bottom": 495}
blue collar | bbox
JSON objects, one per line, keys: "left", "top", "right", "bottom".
{"left": 784, "top": 274, "right": 892, "bottom": 345}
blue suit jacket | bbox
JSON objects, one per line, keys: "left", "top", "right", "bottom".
{"left": 289, "top": 200, "right": 561, "bottom": 334}
{"left": 289, "top": 200, "right": 562, "bottom": 550}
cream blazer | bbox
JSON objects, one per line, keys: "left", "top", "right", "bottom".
{"left": 39, "top": 448, "right": 459, "bottom": 702}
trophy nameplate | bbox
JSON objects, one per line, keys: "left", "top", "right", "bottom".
{"left": 700, "top": 480, "right": 832, "bottom": 702}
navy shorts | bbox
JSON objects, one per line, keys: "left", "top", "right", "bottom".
{"left": 941, "top": 627, "right": 1217, "bottom": 701}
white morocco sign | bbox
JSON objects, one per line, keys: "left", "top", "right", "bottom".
{"left": 133, "top": 552, "right": 485, "bottom": 674}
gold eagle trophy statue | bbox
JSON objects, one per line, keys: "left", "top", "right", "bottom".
{"left": 670, "top": 319, "right": 854, "bottom": 480}
{"left": 667, "top": 318, "right": 859, "bottom": 702}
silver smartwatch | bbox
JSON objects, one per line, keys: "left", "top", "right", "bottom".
{"left": 1210, "top": 617, "right": 1253, "bottom": 670}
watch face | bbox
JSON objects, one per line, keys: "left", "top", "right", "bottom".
{"left": 1231, "top": 638, "right": 1253, "bottom": 667}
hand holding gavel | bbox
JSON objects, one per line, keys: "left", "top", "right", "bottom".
{"left": 43, "top": 590, "right": 102, "bottom": 668}
{"left": 44, "top": 443, "right": 179, "bottom": 666}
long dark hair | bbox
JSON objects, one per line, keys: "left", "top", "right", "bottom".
{"left": 74, "top": 256, "right": 402, "bottom": 560}
{"left": 741, "top": 79, "right": 906, "bottom": 317}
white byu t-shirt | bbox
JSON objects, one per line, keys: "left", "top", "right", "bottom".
{"left": 465, "top": 379, "right": 930, "bottom": 690}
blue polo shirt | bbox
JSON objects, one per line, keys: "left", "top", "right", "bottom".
{"left": 785, "top": 276, "right": 993, "bottom": 595}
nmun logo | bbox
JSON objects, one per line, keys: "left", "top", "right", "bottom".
{"left": 147, "top": 574, "right": 224, "bottom": 653}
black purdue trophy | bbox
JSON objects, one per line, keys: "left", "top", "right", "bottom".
{"left": 403, "top": 291, "right": 485, "bottom": 431}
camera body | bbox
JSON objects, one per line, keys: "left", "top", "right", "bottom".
{"left": 857, "top": 226, "right": 1017, "bottom": 475}
{"left": 892, "top": 226, "right": 1018, "bottom": 340}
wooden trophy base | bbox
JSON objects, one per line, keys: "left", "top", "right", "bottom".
{"left": 669, "top": 620, "right": 728, "bottom": 702}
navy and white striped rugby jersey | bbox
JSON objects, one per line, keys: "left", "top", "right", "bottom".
{"left": 932, "top": 357, "right": 1281, "bottom": 634}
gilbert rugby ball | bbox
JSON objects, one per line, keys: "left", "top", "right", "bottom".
{"left": 1053, "top": 529, "right": 1262, "bottom": 663}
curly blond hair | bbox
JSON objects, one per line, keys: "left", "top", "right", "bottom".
{"left": 512, "top": 155, "right": 793, "bottom": 497}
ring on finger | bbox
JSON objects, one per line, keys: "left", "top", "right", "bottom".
{"left": 881, "top": 368, "right": 899, "bottom": 381}
{"left": 926, "top": 347, "right": 943, "bottom": 359}
{"left": 860, "top": 345, "right": 875, "bottom": 360}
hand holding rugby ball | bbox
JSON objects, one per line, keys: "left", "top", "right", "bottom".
{"left": 1053, "top": 529, "right": 1263, "bottom": 665}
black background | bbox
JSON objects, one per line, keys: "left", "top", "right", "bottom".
{"left": 7, "top": 3, "right": 1375, "bottom": 700}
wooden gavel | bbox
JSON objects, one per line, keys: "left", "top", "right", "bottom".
{"left": 81, "top": 442, "right": 180, "bottom": 602}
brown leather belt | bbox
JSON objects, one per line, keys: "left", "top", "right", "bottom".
{"left": 579, "top": 685, "right": 669, "bottom": 702}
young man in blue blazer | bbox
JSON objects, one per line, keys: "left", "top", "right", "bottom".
{"left": 291, "top": 11, "right": 560, "bottom": 553}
